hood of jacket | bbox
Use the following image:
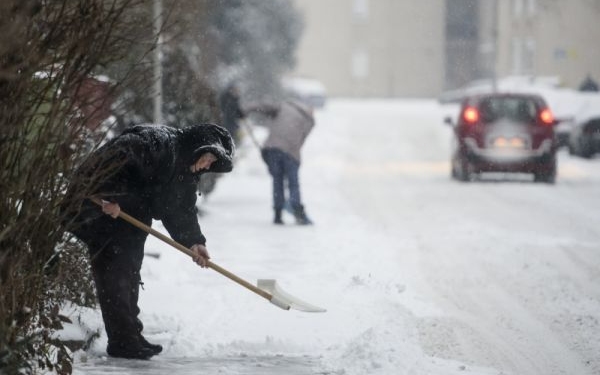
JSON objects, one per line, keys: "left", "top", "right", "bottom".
{"left": 177, "top": 124, "right": 235, "bottom": 174}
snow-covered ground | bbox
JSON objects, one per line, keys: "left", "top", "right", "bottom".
{"left": 68, "top": 99, "right": 600, "bottom": 375}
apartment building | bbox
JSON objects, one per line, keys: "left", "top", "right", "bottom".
{"left": 291, "top": 0, "right": 446, "bottom": 98}
{"left": 290, "top": 1, "right": 599, "bottom": 97}
{"left": 495, "top": 0, "right": 600, "bottom": 88}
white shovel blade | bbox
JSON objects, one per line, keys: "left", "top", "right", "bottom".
{"left": 257, "top": 279, "right": 326, "bottom": 313}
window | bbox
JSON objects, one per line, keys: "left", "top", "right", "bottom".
{"left": 351, "top": 49, "right": 369, "bottom": 79}
{"left": 511, "top": 37, "right": 536, "bottom": 74}
{"left": 512, "top": 38, "right": 523, "bottom": 73}
{"left": 353, "top": 0, "right": 369, "bottom": 21}
{"left": 527, "top": 0, "right": 537, "bottom": 16}
{"left": 523, "top": 38, "right": 536, "bottom": 73}
{"left": 479, "top": 97, "right": 538, "bottom": 124}
{"left": 513, "top": 0, "right": 523, "bottom": 18}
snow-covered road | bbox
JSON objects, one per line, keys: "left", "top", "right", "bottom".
{"left": 318, "top": 100, "right": 600, "bottom": 375}
{"left": 72, "top": 99, "right": 600, "bottom": 375}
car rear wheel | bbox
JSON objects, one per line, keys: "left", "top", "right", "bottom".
{"left": 534, "top": 160, "right": 556, "bottom": 184}
{"left": 579, "top": 138, "right": 594, "bottom": 158}
{"left": 451, "top": 165, "right": 458, "bottom": 179}
{"left": 454, "top": 157, "right": 474, "bottom": 182}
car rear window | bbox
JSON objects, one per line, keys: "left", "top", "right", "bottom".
{"left": 478, "top": 97, "right": 538, "bottom": 124}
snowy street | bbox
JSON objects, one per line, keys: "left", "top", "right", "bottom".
{"left": 72, "top": 99, "right": 600, "bottom": 375}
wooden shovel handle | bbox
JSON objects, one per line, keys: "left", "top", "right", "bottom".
{"left": 89, "top": 197, "right": 271, "bottom": 300}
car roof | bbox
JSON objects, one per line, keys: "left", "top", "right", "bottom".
{"left": 462, "top": 92, "right": 546, "bottom": 106}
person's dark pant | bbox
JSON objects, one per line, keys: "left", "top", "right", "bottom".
{"left": 75, "top": 214, "right": 150, "bottom": 345}
{"left": 261, "top": 148, "right": 302, "bottom": 210}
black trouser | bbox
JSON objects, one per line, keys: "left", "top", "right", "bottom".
{"left": 75, "top": 213, "right": 150, "bottom": 345}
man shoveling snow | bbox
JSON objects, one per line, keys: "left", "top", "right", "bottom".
{"left": 63, "top": 124, "right": 234, "bottom": 359}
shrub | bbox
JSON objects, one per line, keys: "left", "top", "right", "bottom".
{"left": 0, "top": 1, "right": 150, "bottom": 373}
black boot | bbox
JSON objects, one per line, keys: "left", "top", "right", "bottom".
{"left": 134, "top": 317, "right": 162, "bottom": 355}
{"left": 273, "top": 209, "right": 284, "bottom": 225}
{"left": 139, "top": 335, "right": 163, "bottom": 355}
{"left": 292, "top": 205, "right": 313, "bottom": 225}
{"left": 106, "top": 337, "right": 156, "bottom": 360}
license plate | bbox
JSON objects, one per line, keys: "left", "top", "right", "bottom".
{"left": 493, "top": 137, "right": 525, "bottom": 149}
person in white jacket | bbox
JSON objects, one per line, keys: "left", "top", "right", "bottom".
{"left": 250, "top": 99, "right": 315, "bottom": 225}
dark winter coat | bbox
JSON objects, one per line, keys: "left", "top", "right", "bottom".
{"left": 579, "top": 76, "right": 599, "bottom": 92}
{"left": 65, "top": 123, "right": 234, "bottom": 248}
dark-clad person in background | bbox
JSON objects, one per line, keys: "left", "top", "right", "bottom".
{"left": 219, "top": 83, "right": 245, "bottom": 146}
{"left": 579, "top": 74, "right": 599, "bottom": 92}
{"left": 63, "top": 124, "right": 234, "bottom": 359}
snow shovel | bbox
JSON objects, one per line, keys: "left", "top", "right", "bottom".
{"left": 90, "top": 197, "right": 326, "bottom": 313}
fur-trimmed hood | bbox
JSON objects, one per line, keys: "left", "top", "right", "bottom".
{"left": 120, "top": 123, "right": 235, "bottom": 174}
{"left": 179, "top": 124, "right": 235, "bottom": 173}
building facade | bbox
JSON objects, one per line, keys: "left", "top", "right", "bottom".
{"left": 291, "top": 0, "right": 600, "bottom": 97}
{"left": 495, "top": 0, "right": 600, "bottom": 89}
{"left": 291, "top": 0, "right": 446, "bottom": 98}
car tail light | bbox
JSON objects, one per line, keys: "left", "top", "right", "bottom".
{"left": 539, "top": 108, "right": 554, "bottom": 125}
{"left": 462, "top": 107, "right": 479, "bottom": 124}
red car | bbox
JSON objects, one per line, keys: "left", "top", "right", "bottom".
{"left": 445, "top": 93, "right": 558, "bottom": 183}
